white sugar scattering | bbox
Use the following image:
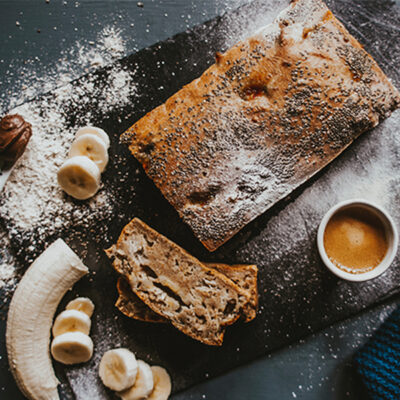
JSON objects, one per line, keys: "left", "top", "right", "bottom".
{"left": 0, "top": 26, "right": 128, "bottom": 114}
{"left": 99, "top": 69, "right": 133, "bottom": 112}
{"left": 0, "top": 231, "right": 17, "bottom": 290}
{"left": 220, "top": 0, "right": 290, "bottom": 49}
{"left": 0, "top": 61, "right": 137, "bottom": 235}
{"left": 0, "top": 24, "right": 137, "bottom": 279}
{"left": 100, "top": 27, "right": 126, "bottom": 58}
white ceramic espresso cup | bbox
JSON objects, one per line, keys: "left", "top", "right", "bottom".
{"left": 317, "top": 199, "right": 398, "bottom": 282}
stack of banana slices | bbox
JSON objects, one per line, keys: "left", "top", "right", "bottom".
{"left": 51, "top": 297, "right": 95, "bottom": 364}
{"left": 57, "top": 126, "right": 110, "bottom": 200}
{"left": 99, "top": 348, "right": 172, "bottom": 400}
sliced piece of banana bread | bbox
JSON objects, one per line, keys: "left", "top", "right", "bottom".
{"left": 116, "top": 263, "right": 258, "bottom": 323}
{"left": 116, "top": 277, "right": 167, "bottom": 323}
{"left": 106, "top": 218, "right": 250, "bottom": 346}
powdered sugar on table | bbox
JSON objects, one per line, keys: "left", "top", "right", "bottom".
{"left": 0, "top": 26, "right": 137, "bottom": 289}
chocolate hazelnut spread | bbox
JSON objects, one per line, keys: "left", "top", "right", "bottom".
{"left": 0, "top": 114, "right": 32, "bottom": 168}
{"left": 323, "top": 207, "right": 388, "bottom": 274}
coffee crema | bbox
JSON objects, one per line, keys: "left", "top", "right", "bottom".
{"left": 323, "top": 207, "right": 388, "bottom": 274}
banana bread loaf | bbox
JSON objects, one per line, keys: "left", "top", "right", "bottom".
{"left": 121, "top": 0, "right": 400, "bottom": 251}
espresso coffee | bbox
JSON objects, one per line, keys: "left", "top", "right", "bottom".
{"left": 323, "top": 207, "right": 388, "bottom": 274}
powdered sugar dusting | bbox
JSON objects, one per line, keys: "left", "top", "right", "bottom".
{"left": 1, "top": 62, "right": 137, "bottom": 234}
{"left": 0, "top": 26, "right": 137, "bottom": 284}
{"left": 220, "top": 0, "right": 290, "bottom": 50}
{"left": 0, "top": 27, "right": 128, "bottom": 114}
{"left": 0, "top": 231, "right": 17, "bottom": 291}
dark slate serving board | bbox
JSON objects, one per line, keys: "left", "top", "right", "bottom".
{"left": 1, "top": 0, "right": 400, "bottom": 398}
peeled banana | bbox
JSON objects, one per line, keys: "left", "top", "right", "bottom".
{"left": 65, "top": 296, "right": 95, "bottom": 317}
{"left": 57, "top": 156, "right": 101, "bottom": 200}
{"left": 99, "top": 348, "right": 138, "bottom": 391}
{"left": 148, "top": 366, "right": 172, "bottom": 400}
{"left": 118, "top": 360, "right": 154, "bottom": 400}
{"left": 51, "top": 331, "right": 94, "bottom": 365}
{"left": 69, "top": 133, "right": 109, "bottom": 172}
{"left": 6, "top": 239, "right": 88, "bottom": 400}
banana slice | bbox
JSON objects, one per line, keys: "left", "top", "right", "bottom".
{"left": 6, "top": 239, "right": 88, "bottom": 400}
{"left": 148, "top": 366, "right": 172, "bottom": 400}
{"left": 52, "top": 309, "right": 91, "bottom": 337}
{"left": 66, "top": 297, "right": 95, "bottom": 317}
{"left": 51, "top": 331, "right": 93, "bottom": 365}
{"left": 118, "top": 360, "right": 154, "bottom": 400}
{"left": 57, "top": 156, "right": 101, "bottom": 200}
{"left": 69, "top": 134, "right": 109, "bottom": 172}
{"left": 75, "top": 126, "right": 110, "bottom": 149}
{"left": 99, "top": 348, "right": 138, "bottom": 392}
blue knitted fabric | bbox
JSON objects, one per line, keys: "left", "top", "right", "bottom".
{"left": 354, "top": 307, "right": 400, "bottom": 400}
